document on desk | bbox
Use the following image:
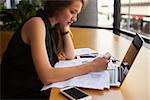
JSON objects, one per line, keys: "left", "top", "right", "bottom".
{"left": 75, "top": 48, "right": 97, "bottom": 56}
{"left": 41, "top": 48, "right": 114, "bottom": 91}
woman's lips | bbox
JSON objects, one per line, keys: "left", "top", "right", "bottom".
{"left": 68, "top": 22, "right": 73, "bottom": 25}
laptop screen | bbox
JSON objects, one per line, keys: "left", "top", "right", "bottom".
{"left": 118, "top": 33, "right": 143, "bottom": 85}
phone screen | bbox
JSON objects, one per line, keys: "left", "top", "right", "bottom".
{"left": 63, "top": 88, "right": 88, "bottom": 99}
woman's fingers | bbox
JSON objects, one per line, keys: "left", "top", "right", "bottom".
{"left": 104, "top": 53, "right": 111, "bottom": 59}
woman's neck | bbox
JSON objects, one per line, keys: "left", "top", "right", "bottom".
{"left": 49, "top": 17, "right": 58, "bottom": 27}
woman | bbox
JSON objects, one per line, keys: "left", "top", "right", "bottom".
{"left": 1, "top": 0, "right": 110, "bottom": 99}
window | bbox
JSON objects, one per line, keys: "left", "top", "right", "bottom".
{"left": 97, "top": 0, "right": 114, "bottom": 28}
{"left": 121, "top": 0, "right": 150, "bottom": 38}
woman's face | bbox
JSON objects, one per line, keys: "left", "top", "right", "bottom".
{"left": 56, "top": 1, "right": 82, "bottom": 26}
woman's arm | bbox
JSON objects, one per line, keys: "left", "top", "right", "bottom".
{"left": 61, "top": 25, "right": 75, "bottom": 60}
{"left": 22, "top": 18, "right": 110, "bottom": 85}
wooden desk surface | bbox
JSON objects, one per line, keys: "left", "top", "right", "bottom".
{"left": 50, "top": 28, "right": 150, "bottom": 100}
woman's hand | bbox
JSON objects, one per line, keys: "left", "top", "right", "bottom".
{"left": 90, "top": 54, "right": 111, "bottom": 72}
{"left": 60, "top": 24, "right": 70, "bottom": 33}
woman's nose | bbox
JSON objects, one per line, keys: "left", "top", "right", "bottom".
{"left": 72, "top": 15, "right": 77, "bottom": 22}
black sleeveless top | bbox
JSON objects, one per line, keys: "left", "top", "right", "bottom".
{"left": 1, "top": 10, "right": 59, "bottom": 98}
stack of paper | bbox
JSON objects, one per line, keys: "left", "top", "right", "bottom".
{"left": 41, "top": 48, "right": 115, "bottom": 91}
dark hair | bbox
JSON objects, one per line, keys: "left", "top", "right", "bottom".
{"left": 44, "top": 0, "right": 88, "bottom": 55}
{"left": 44, "top": 0, "right": 88, "bottom": 17}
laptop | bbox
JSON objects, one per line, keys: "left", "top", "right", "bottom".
{"left": 109, "top": 33, "right": 143, "bottom": 87}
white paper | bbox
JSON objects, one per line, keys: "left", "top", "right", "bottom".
{"left": 41, "top": 60, "right": 113, "bottom": 91}
{"left": 41, "top": 48, "right": 115, "bottom": 91}
{"left": 41, "top": 71, "right": 110, "bottom": 91}
{"left": 75, "top": 48, "right": 97, "bottom": 56}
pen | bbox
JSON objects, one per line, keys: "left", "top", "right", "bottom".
{"left": 109, "top": 58, "right": 120, "bottom": 62}
{"left": 79, "top": 53, "right": 98, "bottom": 58}
{"left": 80, "top": 55, "right": 96, "bottom": 58}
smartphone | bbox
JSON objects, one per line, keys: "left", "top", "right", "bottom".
{"left": 60, "top": 87, "right": 92, "bottom": 100}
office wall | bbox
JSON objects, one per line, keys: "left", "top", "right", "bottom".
{"left": 72, "top": 0, "right": 98, "bottom": 26}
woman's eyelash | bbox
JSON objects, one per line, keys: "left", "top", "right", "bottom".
{"left": 71, "top": 11, "right": 76, "bottom": 14}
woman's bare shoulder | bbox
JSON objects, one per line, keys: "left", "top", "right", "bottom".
{"left": 22, "top": 16, "right": 46, "bottom": 36}
{"left": 21, "top": 17, "right": 46, "bottom": 45}
{"left": 25, "top": 17, "right": 45, "bottom": 28}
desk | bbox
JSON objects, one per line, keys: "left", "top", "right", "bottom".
{"left": 50, "top": 28, "right": 150, "bottom": 100}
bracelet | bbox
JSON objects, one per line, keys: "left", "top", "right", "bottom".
{"left": 61, "top": 31, "right": 69, "bottom": 35}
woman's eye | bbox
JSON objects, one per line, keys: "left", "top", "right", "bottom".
{"left": 71, "top": 11, "right": 76, "bottom": 14}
